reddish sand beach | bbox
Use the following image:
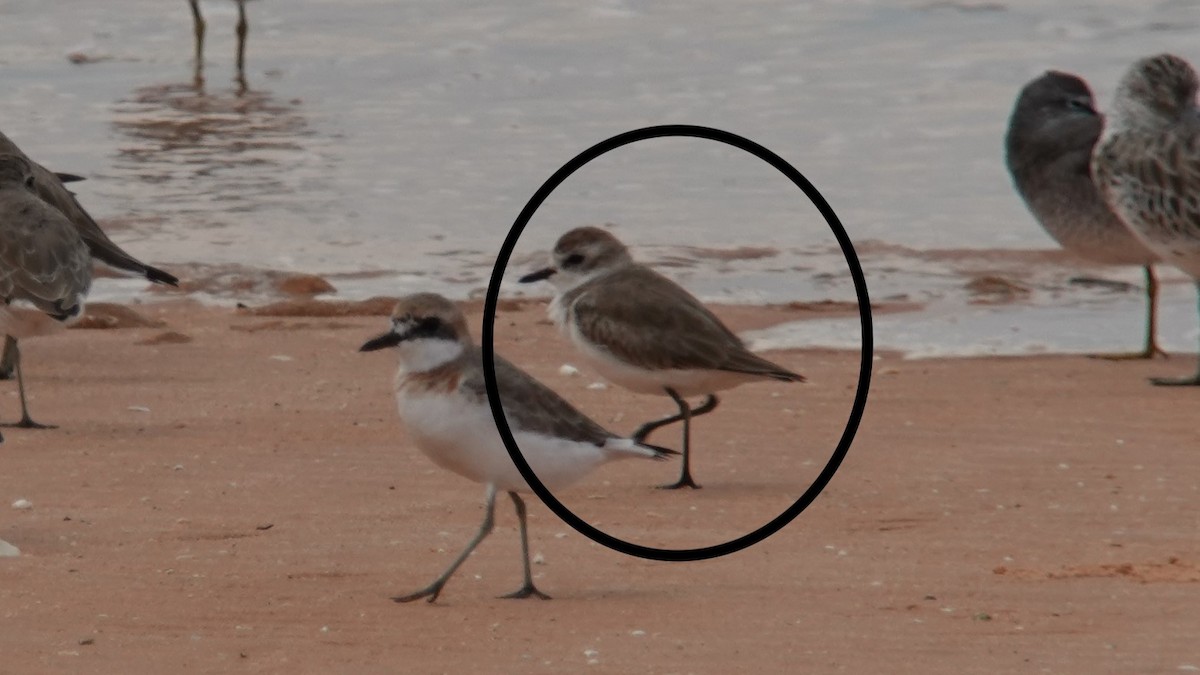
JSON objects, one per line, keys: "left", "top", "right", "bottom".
{"left": 0, "top": 299, "right": 1197, "bottom": 673}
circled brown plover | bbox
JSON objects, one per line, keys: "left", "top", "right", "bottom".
{"left": 519, "top": 226, "right": 805, "bottom": 490}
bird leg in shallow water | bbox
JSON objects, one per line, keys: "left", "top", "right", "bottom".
{"left": 657, "top": 388, "right": 705, "bottom": 490}
{"left": 498, "top": 492, "right": 550, "bottom": 600}
{"left": 0, "top": 339, "right": 56, "bottom": 430}
{"left": 1094, "top": 265, "right": 1169, "bottom": 361}
{"left": 234, "top": 0, "right": 249, "bottom": 94}
{"left": 188, "top": 0, "right": 206, "bottom": 87}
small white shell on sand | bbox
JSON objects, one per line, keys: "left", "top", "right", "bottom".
{"left": 558, "top": 364, "right": 580, "bottom": 376}
{"left": 11, "top": 499, "right": 32, "bottom": 510}
{"left": 0, "top": 539, "right": 19, "bottom": 557}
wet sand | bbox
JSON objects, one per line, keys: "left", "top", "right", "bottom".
{"left": 0, "top": 300, "right": 1197, "bottom": 673}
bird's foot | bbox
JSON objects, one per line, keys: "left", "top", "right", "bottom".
{"left": 391, "top": 582, "right": 445, "bottom": 604}
{"left": 0, "top": 416, "right": 56, "bottom": 430}
{"left": 657, "top": 475, "right": 702, "bottom": 490}
{"left": 499, "top": 583, "right": 551, "bottom": 600}
{"left": 1091, "top": 346, "right": 1169, "bottom": 361}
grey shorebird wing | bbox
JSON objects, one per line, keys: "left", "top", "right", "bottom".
{"left": 569, "top": 266, "right": 804, "bottom": 381}
{"left": 0, "top": 131, "right": 177, "bottom": 287}
{"left": 461, "top": 348, "right": 618, "bottom": 447}
{"left": 0, "top": 194, "right": 91, "bottom": 318}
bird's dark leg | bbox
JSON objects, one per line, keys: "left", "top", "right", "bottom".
{"left": 188, "top": 0, "right": 206, "bottom": 88}
{"left": 657, "top": 388, "right": 702, "bottom": 490}
{"left": 498, "top": 492, "right": 550, "bottom": 600}
{"left": 0, "top": 335, "right": 17, "bottom": 380}
{"left": 234, "top": 0, "right": 249, "bottom": 94}
{"left": 1150, "top": 280, "right": 1200, "bottom": 386}
{"left": 1, "top": 339, "right": 56, "bottom": 430}
{"left": 1095, "top": 265, "right": 1169, "bottom": 360}
{"left": 631, "top": 394, "right": 718, "bottom": 443}
{"left": 393, "top": 485, "right": 497, "bottom": 604}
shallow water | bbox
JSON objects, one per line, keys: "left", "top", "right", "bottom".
{"left": 2, "top": 0, "right": 1200, "bottom": 355}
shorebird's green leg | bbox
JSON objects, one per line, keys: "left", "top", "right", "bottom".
{"left": 1095, "top": 265, "right": 1169, "bottom": 360}
{"left": 1150, "top": 280, "right": 1200, "bottom": 385}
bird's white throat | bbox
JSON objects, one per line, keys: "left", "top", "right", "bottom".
{"left": 398, "top": 337, "right": 465, "bottom": 373}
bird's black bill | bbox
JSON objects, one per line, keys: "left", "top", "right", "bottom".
{"left": 359, "top": 331, "right": 403, "bottom": 352}
{"left": 519, "top": 268, "right": 556, "bottom": 283}
{"left": 54, "top": 172, "right": 87, "bottom": 184}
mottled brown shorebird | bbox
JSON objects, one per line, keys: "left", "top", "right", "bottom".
{"left": 0, "top": 154, "right": 93, "bottom": 438}
{"left": 0, "top": 131, "right": 178, "bottom": 427}
{"left": 520, "top": 226, "right": 805, "bottom": 490}
{"left": 188, "top": 0, "right": 253, "bottom": 90}
{"left": 1006, "top": 71, "right": 1165, "bottom": 360}
{"left": 1094, "top": 53, "right": 1200, "bottom": 385}
{"left": 360, "top": 293, "right": 672, "bottom": 603}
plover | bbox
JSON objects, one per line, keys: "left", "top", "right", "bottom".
{"left": 1006, "top": 71, "right": 1165, "bottom": 359}
{"left": 519, "top": 226, "right": 805, "bottom": 490}
{"left": 0, "top": 130, "right": 178, "bottom": 427}
{"left": 188, "top": 0, "right": 253, "bottom": 90}
{"left": 1094, "top": 53, "right": 1200, "bottom": 385}
{"left": 360, "top": 292, "right": 673, "bottom": 603}
{"left": 0, "top": 154, "right": 93, "bottom": 438}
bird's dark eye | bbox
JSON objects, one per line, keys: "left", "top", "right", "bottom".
{"left": 419, "top": 316, "right": 441, "bottom": 331}
{"left": 1065, "top": 97, "right": 1095, "bottom": 115}
{"left": 23, "top": 175, "right": 34, "bottom": 189}
{"left": 563, "top": 253, "right": 584, "bottom": 267}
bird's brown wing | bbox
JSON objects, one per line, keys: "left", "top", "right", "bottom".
{"left": 460, "top": 348, "right": 616, "bottom": 447}
{"left": 568, "top": 266, "right": 804, "bottom": 380}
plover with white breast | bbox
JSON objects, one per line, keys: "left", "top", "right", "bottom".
{"left": 0, "top": 130, "right": 178, "bottom": 428}
{"left": 360, "top": 292, "right": 673, "bottom": 603}
{"left": 519, "top": 226, "right": 805, "bottom": 490}
{"left": 0, "top": 154, "right": 93, "bottom": 439}
{"left": 1094, "top": 53, "right": 1200, "bottom": 385}
{"left": 1006, "top": 71, "right": 1165, "bottom": 359}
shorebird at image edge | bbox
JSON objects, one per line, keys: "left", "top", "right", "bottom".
{"left": 1094, "top": 53, "right": 1200, "bottom": 385}
{"left": 0, "top": 130, "right": 178, "bottom": 428}
{"left": 0, "top": 154, "right": 94, "bottom": 440}
{"left": 520, "top": 226, "right": 805, "bottom": 490}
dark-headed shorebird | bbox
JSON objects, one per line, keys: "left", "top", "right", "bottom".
{"left": 0, "top": 130, "right": 178, "bottom": 427}
{"left": 520, "top": 227, "right": 805, "bottom": 490}
{"left": 188, "top": 0, "right": 253, "bottom": 90}
{"left": 1094, "top": 53, "right": 1200, "bottom": 385}
{"left": 0, "top": 154, "right": 93, "bottom": 438}
{"left": 1006, "top": 71, "right": 1165, "bottom": 360}
{"left": 360, "top": 293, "right": 673, "bottom": 603}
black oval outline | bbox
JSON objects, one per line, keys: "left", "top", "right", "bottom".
{"left": 481, "top": 124, "right": 872, "bottom": 562}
